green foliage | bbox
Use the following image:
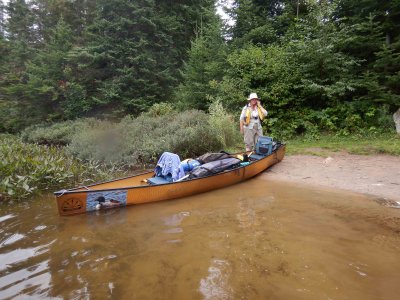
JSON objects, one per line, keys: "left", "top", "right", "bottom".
{"left": 0, "top": 0, "right": 217, "bottom": 130}
{"left": 218, "top": 44, "right": 299, "bottom": 110}
{"left": 24, "top": 18, "right": 74, "bottom": 118}
{"left": 214, "top": 1, "right": 398, "bottom": 138}
{"left": 208, "top": 97, "right": 242, "bottom": 148}
{"left": 1, "top": 17, "right": 76, "bottom": 130}
{"left": 20, "top": 118, "right": 102, "bottom": 145}
{"left": 230, "top": 0, "right": 287, "bottom": 46}
{"left": 1, "top": 0, "right": 399, "bottom": 138}
{"left": 0, "top": 135, "right": 124, "bottom": 200}
{"left": 286, "top": 132, "right": 400, "bottom": 156}
{"left": 63, "top": 0, "right": 217, "bottom": 117}
{"left": 144, "top": 102, "right": 175, "bottom": 117}
{"left": 176, "top": 20, "right": 228, "bottom": 110}
{"left": 66, "top": 109, "right": 240, "bottom": 165}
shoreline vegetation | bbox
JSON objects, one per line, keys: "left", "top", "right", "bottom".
{"left": 1, "top": 104, "right": 399, "bottom": 202}
{"left": 1, "top": 1, "right": 400, "bottom": 202}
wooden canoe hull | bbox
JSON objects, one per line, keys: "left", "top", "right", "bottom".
{"left": 55, "top": 145, "right": 285, "bottom": 216}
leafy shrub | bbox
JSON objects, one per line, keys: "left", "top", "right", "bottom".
{"left": 144, "top": 102, "right": 176, "bottom": 117}
{"left": 208, "top": 97, "right": 242, "bottom": 148}
{"left": 0, "top": 101, "right": 40, "bottom": 134}
{"left": 67, "top": 109, "right": 240, "bottom": 165}
{"left": 20, "top": 118, "right": 102, "bottom": 145}
{"left": 0, "top": 135, "right": 123, "bottom": 200}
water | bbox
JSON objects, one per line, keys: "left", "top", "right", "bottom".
{"left": 0, "top": 178, "right": 399, "bottom": 299}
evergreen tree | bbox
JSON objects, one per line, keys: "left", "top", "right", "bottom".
{"left": 334, "top": 1, "right": 400, "bottom": 113}
{"left": 0, "top": 0, "right": 39, "bottom": 132}
{"left": 177, "top": 16, "right": 227, "bottom": 110}
{"left": 33, "top": 0, "right": 97, "bottom": 43}
{"left": 334, "top": 0, "right": 400, "bottom": 46}
{"left": 66, "top": 0, "right": 217, "bottom": 116}
{"left": 83, "top": 0, "right": 176, "bottom": 115}
{"left": 357, "top": 41, "right": 400, "bottom": 109}
{"left": 230, "top": 0, "right": 296, "bottom": 46}
{"left": 2, "top": 18, "right": 75, "bottom": 125}
{"left": 25, "top": 18, "right": 75, "bottom": 119}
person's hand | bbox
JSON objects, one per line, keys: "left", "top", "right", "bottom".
{"left": 257, "top": 100, "right": 261, "bottom": 106}
{"left": 240, "top": 128, "right": 244, "bottom": 135}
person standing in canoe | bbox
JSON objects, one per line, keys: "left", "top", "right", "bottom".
{"left": 239, "top": 92, "right": 268, "bottom": 151}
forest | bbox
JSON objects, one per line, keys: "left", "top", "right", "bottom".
{"left": 0, "top": 0, "right": 399, "bottom": 137}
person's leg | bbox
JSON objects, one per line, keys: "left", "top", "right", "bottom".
{"left": 254, "top": 125, "right": 263, "bottom": 146}
{"left": 244, "top": 128, "right": 255, "bottom": 151}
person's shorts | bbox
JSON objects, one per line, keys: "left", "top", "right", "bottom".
{"left": 244, "top": 124, "right": 263, "bottom": 149}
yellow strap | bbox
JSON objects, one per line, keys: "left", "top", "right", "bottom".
{"left": 244, "top": 106, "right": 264, "bottom": 125}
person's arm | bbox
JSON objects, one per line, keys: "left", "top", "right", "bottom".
{"left": 239, "top": 107, "right": 246, "bottom": 134}
{"left": 257, "top": 100, "right": 268, "bottom": 116}
{"left": 240, "top": 120, "right": 244, "bottom": 135}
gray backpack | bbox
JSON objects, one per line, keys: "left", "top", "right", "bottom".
{"left": 189, "top": 157, "right": 241, "bottom": 178}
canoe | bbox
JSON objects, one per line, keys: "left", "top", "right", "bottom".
{"left": 54, "top": 144, "right": 285, "bottom": 216}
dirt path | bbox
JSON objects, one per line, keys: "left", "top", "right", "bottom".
{"left": 262, "top": 153, "right": 400, "bottom": 203}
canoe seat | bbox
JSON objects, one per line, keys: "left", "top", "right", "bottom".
{"left": 147, "top": 176, "right": 171, "bottom": 185}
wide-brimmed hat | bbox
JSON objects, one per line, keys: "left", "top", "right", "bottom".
{"left": 247, "top": 92, "right": 259, "bottom": 101}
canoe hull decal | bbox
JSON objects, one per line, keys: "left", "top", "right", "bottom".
{"left": 86, "top": 190, "right": 128, "bottom": 212}
{"left": 62, "top": 198, "right": 83, "bottom": 213}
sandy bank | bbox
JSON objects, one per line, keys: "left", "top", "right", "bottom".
{"left": 262, "top": 153, "right": 400, "bottom": 203}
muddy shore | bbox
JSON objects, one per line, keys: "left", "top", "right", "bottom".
{"left": 263, "top": 153, "right": 400, "bottom": 203}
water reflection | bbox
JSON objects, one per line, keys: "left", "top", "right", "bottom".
{"left": 199, "top": 259, "right": 233, "bottom": 300}
{"left": 0, "top": 179, "right": 399, "bottom": 299}
{"left": 0, "top": 233, "right": 25, "bottom": 248}
{"left": 0, "top": 214, "right": 15, "bottom": 223}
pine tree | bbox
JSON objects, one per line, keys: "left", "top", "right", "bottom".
{"left": 4, "top": 18, "right": 75, "bottom": 123}
{"left": 230, "top": 0, "right": 294, "bottom": 46}
{"left": 66, "top": 0, "right": 218, "bottom": 116}
{"left": 0, "top": 0, "right": 39, "bottom": 132}
{"left": 26, "top": 18, "right": 74, "bottom": 118}
{"left": 34, "top": 0, "right": 97, "bottom": 42}
{"left": 177, "top": 17, "right": 227, "bottom": 110}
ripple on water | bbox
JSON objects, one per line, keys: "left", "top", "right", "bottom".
{"left": 199, "top": 259, "right": 233, "bottom": 300}
{"left": 0, "top": 214, "right": 15, "bottom": 223}
{"left": 163, "top": 211, "right": 191, "bottom": 226}
{"left": 0, "top": 233, "right": 25, "bottom": 248}
{"left": 0, "top": 240, "right": 55, "bottom": 272}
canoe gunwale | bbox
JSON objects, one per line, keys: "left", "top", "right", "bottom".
{"left": 54, "top": 144, "right": 285, "bottom": 196}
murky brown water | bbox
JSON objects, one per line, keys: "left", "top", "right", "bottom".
{"left": 0, "top": 178, "right": 399, "bottom": 299}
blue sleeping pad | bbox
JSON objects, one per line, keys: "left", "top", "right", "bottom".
{"left": 147, "top": 176, "right": 171, "bottom": 185}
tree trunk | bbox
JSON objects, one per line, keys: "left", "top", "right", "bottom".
{"left": 394, "top": 108, "right": 400, "bottom": 134}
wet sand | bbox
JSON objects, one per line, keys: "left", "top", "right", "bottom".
{"left": 263, "top": 153, "right": 400, "bottom": 203}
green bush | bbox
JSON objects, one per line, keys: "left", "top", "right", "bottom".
{"left": 208, "top": 97, "right": 242, "bottom": 149}
{"left": 67, "top": 108, "right": 240, "bottom": 165}
{"left": 20, "top": 118, "right": 102, "bottom": 145}
{"left": 144, "top": 102, "right": 176, "bottom": 117}
{"left": 0, "top": 135, "right": 123, "bottom": 200}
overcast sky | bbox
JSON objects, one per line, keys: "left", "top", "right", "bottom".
{"left": 216, "top": 0, "right": 235, "bottom": 26}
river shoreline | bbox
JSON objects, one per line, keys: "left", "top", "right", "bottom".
{"left": 263, "top": 153, "right": 400, "bottom": 203}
